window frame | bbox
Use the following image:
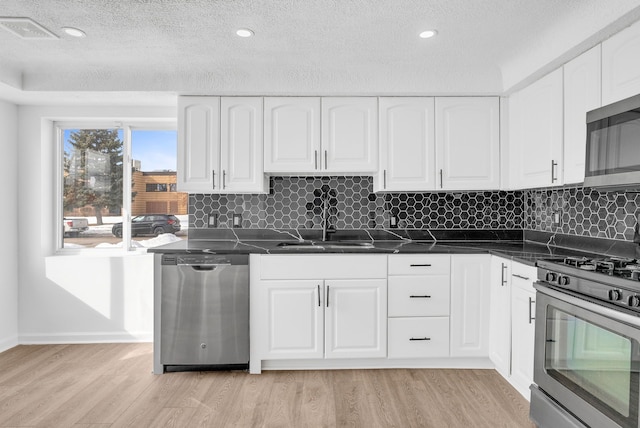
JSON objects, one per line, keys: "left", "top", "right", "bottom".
{"left": 55, "top": 120, "right": 177, "bottom": 253}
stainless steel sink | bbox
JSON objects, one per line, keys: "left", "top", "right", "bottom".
{"left": 276, "top": 241, "right": 374, "bottom": 250}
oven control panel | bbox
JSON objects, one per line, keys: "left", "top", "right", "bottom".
{"left": 538, "top": 267, "right": 640, "bottom": 312}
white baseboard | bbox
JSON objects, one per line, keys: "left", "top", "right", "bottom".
{"left": 251, "top": 357, "right": 495, "bottom": 374}
{"left": 0, "top": 335, "right": 19, "bottom": 353}
{"left": 19, "top": 331, "right": 152, "bottom": 344}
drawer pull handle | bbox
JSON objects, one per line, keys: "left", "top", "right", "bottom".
{"left": 409, "top": 295, "right": 431, "bottom": 298}
{"left": 512, "top": 274, "right": 530, "bottom": 281}
{"left": 410, "top": 264, "right": 432, "bottom": 267}
{"left": 409, "top": 337, "right": 431, "bottom": 341}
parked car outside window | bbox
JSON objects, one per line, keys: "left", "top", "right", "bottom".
{"left": 112, "top": 214, "right": 181, "bottom": 238}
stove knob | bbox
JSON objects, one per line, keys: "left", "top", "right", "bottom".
{"left": 545, "top": 272, "right": 557, "bottom": 282}
{"left": 558, "top": 275, "right": 570, "bottom": 286}
{"left": 629, "top": 295, "right": 640, "bottom": 307}
{"left": 609, "top": 289, "right": 622, "bottom": 301}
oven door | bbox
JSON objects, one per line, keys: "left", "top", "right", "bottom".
{"left": 534, "top": 284, "right": 640, "bottom": 428}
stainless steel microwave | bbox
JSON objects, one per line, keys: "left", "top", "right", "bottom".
{"left": 585, "top": 93, "right": 640, "bottom": 190}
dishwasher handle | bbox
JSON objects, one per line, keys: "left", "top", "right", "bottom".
{"left": 178, "top": 263, "right": 231, "bottom": 271}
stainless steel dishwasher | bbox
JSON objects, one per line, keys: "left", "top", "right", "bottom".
{"left": 159, "top": 253, "right": 249, "bottom": 371}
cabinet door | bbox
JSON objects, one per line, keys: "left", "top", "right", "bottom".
{"left": 177, "top": 96, "right": 220, "bottom": 192}
{"left": 220, "top": 97, "right": 266, "bottom": 193}
{"left": 563, "top": 46, "right": 601, "bottom": 184}
{"left": 509, "top": 69, "right": 563, "bottom": 188}
{"left": 436, "top": 97, "right": 500, "bottom": 190}
{"left": 489, "top": 257, "right": 511, "bottom": 378}
{"left": 377, "top": 97, "right": 436, "bottom": 191}
{"left": 510, "top": 285, "right": 536, "bottom": 400}
{"left": 322, "top": 97, "right": 378, "bottom": 173}
{"left": 325, "top": 279, "right": 387, "bottom": 359}
{"left": 602, "top": 20, "right": 640, "bottom": 105}
{"left": 258, "top": 280, "right": 324, "bottom": 360}
{"left": 450, "top": 255, "right": 491, "bottom": 357}
{"left": 264, "top": 97, "right": 321, "bottom": 173}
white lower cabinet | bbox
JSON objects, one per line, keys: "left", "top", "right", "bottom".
{"left": 251, "top": 253, "right": 495, "bottom": 373}
{"left": 387, "top": 254, "right": 451, "bottom": 359}
{"left": 510, "top": 273, "right": 536, "bottom": 399}
{"left": 260, "top": 280, "right": 323, "bottom": 359}
{"left": 489, "top": 256, "right": 511, "bottom": 378}
{"left": 450, "top": 255, "right": 491, "bottom": 357}
{"left": 489, "top": 255, "right": 537, "bottom": 400}
{"left": 251, "top": 255, "right": 387, "bottom": 371}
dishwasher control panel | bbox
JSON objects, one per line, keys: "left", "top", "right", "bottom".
{"left": 161, "top": 253, "right": 248, "bottom": 266}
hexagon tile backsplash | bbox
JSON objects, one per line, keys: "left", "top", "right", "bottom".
{"left": 189, "top": 178, "right": 639, "bottom": 242}
{"left": 189, "top": 176, "right": 524, "bottom": 231}
{"left": 525, "top": 185, "right": 639, "bottom": 241}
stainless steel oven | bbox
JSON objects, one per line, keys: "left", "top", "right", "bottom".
{"left": 532, "top": 257, "right": 640, "bottom": 428}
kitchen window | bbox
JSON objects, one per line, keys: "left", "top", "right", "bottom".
{"left": 56, "top": 122, "right": 180, "bottom": 250}
{"left": 146, "top": 183, "right": 168, "bottom": 192}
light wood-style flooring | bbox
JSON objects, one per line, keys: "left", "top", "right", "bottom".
{"left": 0, "top": 343, "right": 533, "bottom": 427}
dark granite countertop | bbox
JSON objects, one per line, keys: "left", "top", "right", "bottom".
{"left": 147, "top": 229, "right": 607, "bottom": 266}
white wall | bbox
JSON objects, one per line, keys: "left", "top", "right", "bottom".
{"left": 17, "top": 105, "right": 175, "bottom": 343}
{"left": 0, "top": 99, "right": 18, "bottom": 351}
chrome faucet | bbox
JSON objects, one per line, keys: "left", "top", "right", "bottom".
{"left": 321, "top": 195, "right": 336, "bottom": 241}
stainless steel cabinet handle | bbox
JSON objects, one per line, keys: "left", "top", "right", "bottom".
{"left": 315, "top": 150, "right": 318, "bottom": 170}
{"left": 529, "top": 297, "right": 536, "bottom": 324}
{"left": 409, "top": 337, "right": 431, "bottom": 341}
{"left": 410, "top": 264, "right": 432, "bottom": 267}
{"left": 551, "top": 159, "right": 558, "bottom": 183}
{"left": 326, "top": 285, "right": 330, "bottom": 308}
{"left": 501, "top": 263, "right": 507, "bottom": 286}
{"left": 409, "top": 295, "right": 431, "bottom": 298}
{"left": 439, "top": 169, "right": 443, "bottom": 188}
{"left": 383, "top": 169, "right": 386, "bottom": 189}
{"left": 222, "top": 170, "right": 226, "bottom": 189}
{"left": 317, "top": 285, "right": 320, "bottom": 307}
{"left": 324, "top": 150, "right": 328, "bottom": 170}
{"left": 212, "top": 170, "right": 216, "bottom": 190}
{"left": 512, "top": 274, "right": 530, "bottom": 281}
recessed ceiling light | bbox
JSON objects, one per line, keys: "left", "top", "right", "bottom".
{"left": 419, "top": 30, "right": 438, "bottom": 39}
{"left": 236, "top": 28, "right": 254, "bottom": 38}
{"left": 61, "top": 27, "right": 86, "bottom": 38}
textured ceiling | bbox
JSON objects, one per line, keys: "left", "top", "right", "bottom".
{"left": 1, "top": 0, "right": 640, "bottom": 105}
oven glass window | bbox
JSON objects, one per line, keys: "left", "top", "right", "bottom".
{"left": 545, "top": 306, "right": 637, "bottom": 424}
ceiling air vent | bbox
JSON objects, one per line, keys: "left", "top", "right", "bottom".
{"left": 0, "top": 17, "right": 58, "bottom": 39}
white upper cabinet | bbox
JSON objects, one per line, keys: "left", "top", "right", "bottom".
{"left": 322, "top": 97, "right": 378, "bottom": 173}
{"left": 602, "top": 20, "right": 640, "bottom": 105}
{"left": 377, "top": 97, "right": 436, "bottom": 191}
{"left": 178, "top": 96, "right": 266, "bottom": 193}
{"left": 264, "top": 97, "right": 378, "bottom": 175}
{"left": 377, "top": 97, "right": 498, "bottom": 192}
{"left": 220, "top": 97, "right": 267, "bottom": 192}
{"left": 563, "top": 46, "right": 602, "bottom": 185}
{"left": 264, "top": 97, "right": 321, "bottom": 173}
{"left": 177, "top": 96, "right": 220, "bottom": 192}
{"left": 509, "top": 69, "right": 563, "bottom": 188}
{"left": 436, "top": 97, "right": 500, "bottom": 190}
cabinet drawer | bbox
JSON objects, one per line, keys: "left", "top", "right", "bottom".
{"left": 388, "top": 317, "right": 450, "bottom": 358}
{"left": 260, "top": 254, "right": 387, "bottom": 279}
{"left": 511, "top": 262, "right": 537, "bottom": 293}
{"left": 388, "top": 276, "right": 450, "bottom": 317}
{"left": 388, "top": 254, "right": 450, "bottom": 275}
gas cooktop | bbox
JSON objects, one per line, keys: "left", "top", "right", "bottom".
{"left": 537, "top": 256, "right": 640, "bottom": 313}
